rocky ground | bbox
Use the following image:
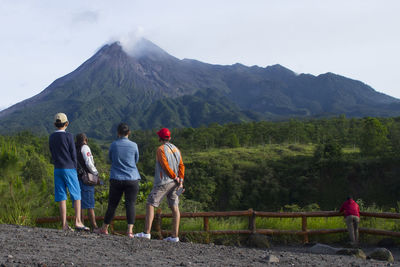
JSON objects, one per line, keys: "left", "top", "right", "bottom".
{"left": 0, "top": 224, "right": 398, "bottom": 266}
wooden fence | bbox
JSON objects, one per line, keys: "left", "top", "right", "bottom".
{"left": 35, "top": 209, "right": 400, "bottom": 243}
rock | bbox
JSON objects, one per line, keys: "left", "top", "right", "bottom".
{"left": 336, "top": 248, "right": 366, "bottom": 260}
{"left": 303, "top": 242, "right": 317, "bottom": 247}
{"left": 246, "top": 233, "right": 270, "bottom": 249}
{"left": 264, "top": 254, "right": 279, "bottom": 263}
{"left": 367, "top": 248, "right": 394, "bottom": 262}
{"left": 309, "top": 243, "right": 340, "bottom": 255}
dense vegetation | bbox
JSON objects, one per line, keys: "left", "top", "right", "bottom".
{"left": 135, "top": 115, "right": 400, "bottom": 211}
{"left": 1, "top": 116, "right": 400, "bottom": 228}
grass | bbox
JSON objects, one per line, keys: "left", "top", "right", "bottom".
{"left": 0, "top": 139, "right": 397, "bottom": 245}
{"left": 4, "top": 178, "right": 399, "bottom": 246}
{"left": 128, "top": 211, "right": 400, "bottom": 245}
{"left": 185, "top": 144, "right": 316, "bottom": 164}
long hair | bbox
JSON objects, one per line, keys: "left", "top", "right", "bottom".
{"left": 75, "top": 133, "right": 88, "bottom": 151}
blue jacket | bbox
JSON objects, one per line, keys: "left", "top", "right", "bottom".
{"left": 109, "top": 137, "right": 140, "bottom": 181}
{"left": 49, "top": 130, "right": 77, "bottom": 169}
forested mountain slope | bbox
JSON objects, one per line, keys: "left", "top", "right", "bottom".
{"left": 1, "top": 38, "right": 399, "bottom": 139}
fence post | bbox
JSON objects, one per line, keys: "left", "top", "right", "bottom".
{"left": 155, "top": 208, "right": 162, "bottom": 239}
{"left": 302, "top": 215, "right": 308, "bottom": 243}
{"left": 204, "top": 217, "right": 210, "bottom": 243}
{"left": 248, "top": 209, "right": 256, "bottom": 234}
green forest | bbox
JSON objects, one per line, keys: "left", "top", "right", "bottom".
{"left": 1, "top": 115, "right": 400, "bottom": 226}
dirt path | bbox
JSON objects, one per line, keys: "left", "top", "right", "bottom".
{"left": 0, "top": 224, "right": 397, "bottom": 266}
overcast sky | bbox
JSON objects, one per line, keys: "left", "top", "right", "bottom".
{"left": 1, "top": 0, "right": 399, "bottom": 110}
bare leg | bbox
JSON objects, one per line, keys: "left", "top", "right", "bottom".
{"left": 59, "top": 200, "right": 68, "bottom": 230}
{"left": 144, "top": 204, "right": 155, "bottom": 234}
{"left": 81, "top": 210, "right": 85, "bottom": 225}
{"left": 127, "top": 224, "right": 134, "bottom": 234}
{"left": 73, "top": 199, "right": 84, "bottom": 227}
{"left": 88, "top": 209, "right": 98, "bottom": 228}
{"left": 98, "top": 223, "right": 109, "bottom": 234}
{"left": 171, "top": 205, "right": 180, "bottom": 238}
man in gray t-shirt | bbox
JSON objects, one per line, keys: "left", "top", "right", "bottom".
{"left": 135, "top": 128, "right": 185, "bottom": 242}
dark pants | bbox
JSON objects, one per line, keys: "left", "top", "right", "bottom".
{"left": 104, "top": 179, "right": 139, "bottom": 225}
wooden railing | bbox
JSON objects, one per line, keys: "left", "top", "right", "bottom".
{"left": 35, "top": 209, "right": 400, "bottom": 243}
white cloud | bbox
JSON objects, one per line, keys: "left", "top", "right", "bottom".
{"left": 71, "top": 10, "right": 99, "bottom": 26}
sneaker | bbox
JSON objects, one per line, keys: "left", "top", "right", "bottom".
{"left": 164, "top": 236, "right": 179, "bottom": 242}
{"left": 133, "top": 232, "right": 151, "bottom": 239}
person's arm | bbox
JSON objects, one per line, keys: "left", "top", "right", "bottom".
{"left": 82, "top": 145, "right": 98, "bottom": 175}
{"left": 48, "top": 137, "right": 54, "bottom": 164}
{"left": 156, "top": 146, "right": 177, "bottom": 179}
{"left": 135, "top": 143, "right": 139, "bottom": 164}
{"left": 339, "top": 203, "right": 345, "bottom": 213}
{"left": 69, "top": 134, "right": 77, "bottom": 169}
{"left": 178, "top": 154, "right": 185, "bottom": 180}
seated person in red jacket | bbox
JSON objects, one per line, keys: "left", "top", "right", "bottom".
{"left": 339, "top": 196, "right": 360, "bottom": 246}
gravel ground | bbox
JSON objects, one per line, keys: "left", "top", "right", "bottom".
{"left": 0, "top": 224, "right": 398, "bottom": 266}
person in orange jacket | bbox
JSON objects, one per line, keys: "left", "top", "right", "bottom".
{"left": 135, "top": 128, "right": 185, "bottom": 242}
{"left": 340, "top": 196, "right": 360, "bottom": 246}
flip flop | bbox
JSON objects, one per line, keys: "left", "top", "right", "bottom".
{"left": 75, "top": 226, "right": 90, "bottom": 232}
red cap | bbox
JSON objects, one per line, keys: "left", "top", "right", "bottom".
{"left": 157, "top": 128, "right": 171, "bottom": 139}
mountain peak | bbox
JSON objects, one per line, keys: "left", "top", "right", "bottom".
{"left": 96, "top": 42, "right": 124, "bottom": 56}
{"left": 265, "top": 64, "right": 295, "bottom": 75}
{"left": 119, "top": 38, "right": 176, "bottom": 61}
{"left": 93, "top": 38, "right": 174, "bottom": 62}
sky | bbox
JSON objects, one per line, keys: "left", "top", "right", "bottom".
{"left": 0, "top": 0, "right": 399, "bottom": 110}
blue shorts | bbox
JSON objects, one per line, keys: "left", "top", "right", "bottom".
{"left": 54, "top": 169, "right": 81, "bottom": 202}
{"left": 79, "top": 179, "right": 95, "bottom": 209}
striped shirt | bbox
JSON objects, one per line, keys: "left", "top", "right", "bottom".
{"left": 154, "top": 142, "right": 185, "bottom": 186}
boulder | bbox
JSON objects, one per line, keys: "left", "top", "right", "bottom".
{"left": 309, "top": 243, "right": 340, "bottom": 255}
{"left": 367, "top": 248, "right": 394, "bottom": 262}
{"left": 336, "top": 248, "right": 367, "bottom": 260}
{"left": 264, "top": 255, "right": 280, "bottom": 263}
{"left": 246, "top": 233, "right": 270, "bottom": 249}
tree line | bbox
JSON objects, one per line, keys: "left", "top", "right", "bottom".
{"left": 1, "top": 115, "right": 400, "bottom": 225}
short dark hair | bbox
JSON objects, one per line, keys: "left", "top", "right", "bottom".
{"left": 54, "top": 121, "right": 67, "bottom": 128}
{"left": 117, "top": 123, "right": 130, "bottom": 136}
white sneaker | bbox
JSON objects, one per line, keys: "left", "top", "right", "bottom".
{"left": 134, "top": 232, "right": 151, "bottom": 239}
{"left": 164, "top": 236, "right": 179, "bottom": 242}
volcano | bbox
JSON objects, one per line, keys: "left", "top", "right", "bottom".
{"left": 1, "top": 38, "right": 399, "bottom": 139}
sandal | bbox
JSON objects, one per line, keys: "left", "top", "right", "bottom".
{"left": 127, "top": 233, "right": 134, "bottom": 238}
{"left": 94, "top": 227, "right": 108, "bottom": 235}
{"left": 75, "top": 225, "right": 90, "bottom": 232}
